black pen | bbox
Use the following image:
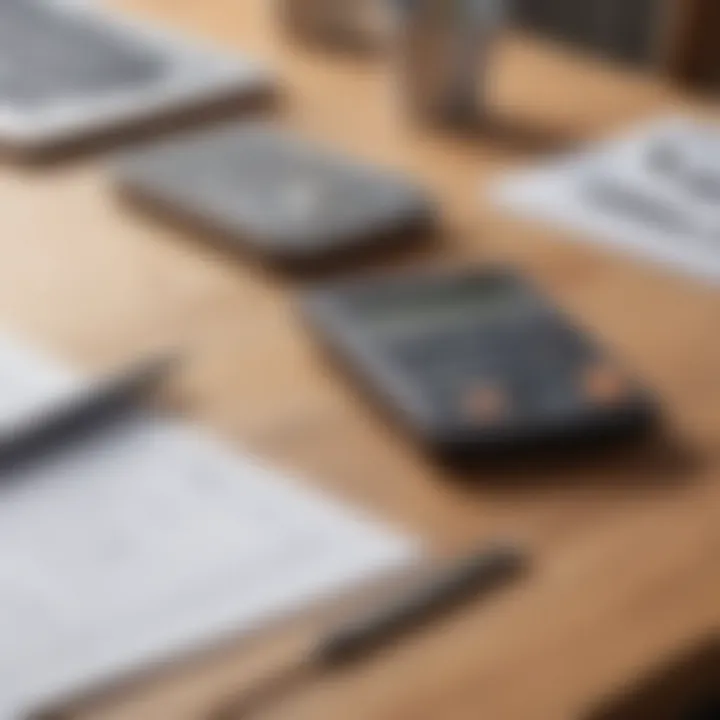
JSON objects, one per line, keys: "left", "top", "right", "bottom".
{"left": 210, "top": 543, "right": 527, "bottom": 720}
{"left": 0, "top": 352, "right": 178, "bottom": 469}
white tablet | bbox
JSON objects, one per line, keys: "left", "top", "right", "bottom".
{"left": 0, "top": 0, "right": 274, "bottom": 154}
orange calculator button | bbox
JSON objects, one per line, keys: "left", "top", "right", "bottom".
{"left": 583, "top": 364, "right": 628, "bottom": 405}
{"left": 463, "top": 385, "right": 509, "bottom": 422}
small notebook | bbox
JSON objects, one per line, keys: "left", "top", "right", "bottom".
{"left": 0, "top": 0, "right": 272, "bottom": 153}
{"left": 492, "top": 116, "right": 720, "bottom": 284}
{"left": 0, "top": 334, "right": 420, "bottom": 719}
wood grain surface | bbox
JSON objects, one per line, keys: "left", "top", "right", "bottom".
{"left": 2, "top": 2, "right": 718, "bottom": 719}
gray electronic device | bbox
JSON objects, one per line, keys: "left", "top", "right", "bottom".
{"left": 113, "top": 123, "right": 436, "bottom": 267}
{"left": 302, "top": 267, "right": 659, "bottom": 461}
{"left": 0, "top": 0, "right": 272, "bottom": 154}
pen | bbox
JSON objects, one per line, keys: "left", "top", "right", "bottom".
{"left": 210, "top": 543, "right": 526, "bottom": 720}
{"left": 0, "top": 352, "right": 178, "bottom": 469}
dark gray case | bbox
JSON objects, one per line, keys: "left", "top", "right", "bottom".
{"left": 301, "top": 267, "right": 659, "bottom": 462}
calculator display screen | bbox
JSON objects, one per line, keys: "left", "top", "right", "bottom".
{"left": 357, "top": 278, "right": 525, "bottom": 336}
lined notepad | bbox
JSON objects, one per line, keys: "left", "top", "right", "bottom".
{"left": 0, "top": 335, "right": 420, "bottom": 719}
{"left": 492, "top": 117, "right": 720, "bottom": 284}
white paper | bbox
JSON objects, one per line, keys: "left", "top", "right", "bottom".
{"left": 492, "top": 116, "right": 720, "bottom": 283}
{"left": 0, "top": 336, "right": 420, "bottom": 720}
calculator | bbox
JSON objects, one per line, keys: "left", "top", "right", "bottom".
{"left": 0, "top": 0, "right": 271, "bottom": 154}
{"left": 302, "top": 267, "right": 659, "bottom": 460}
{"left": 113, "top": 123, "right": 435, "bottom": 268}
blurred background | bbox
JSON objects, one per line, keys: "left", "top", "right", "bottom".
{"left": 0, "top": 1, "right": 718, "bottom": 720}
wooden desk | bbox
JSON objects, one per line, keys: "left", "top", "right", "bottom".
{"left": 2, "top": 2, "right": 718, "bottom": 718}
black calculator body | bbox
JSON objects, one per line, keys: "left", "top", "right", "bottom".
{"left": 113, "top": 123, "right": 435, "bottom": 269}
{"left": 302, "top": 267, "right": 658, "bottom": 460}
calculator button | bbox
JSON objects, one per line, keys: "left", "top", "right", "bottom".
{"left": 523, "top": 322, "right": 593, "bottom": 361}
{"left": 583, "top": 364, "right": 629, "bottom": 404}
{"left": 531, "top": 381, "right": 583, "bottom": 417}
{"left": 462, "top": 385, "right": 509, "bottom": 423}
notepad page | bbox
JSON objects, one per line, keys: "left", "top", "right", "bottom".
{"left": 0, "top": 335, "right": 84, "bottom": 432}
{"left": 0, "top": 336, "right": 420, "bottom": 720}
{"left": 492, "top": 117, "right": 720, "bottom": 283}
